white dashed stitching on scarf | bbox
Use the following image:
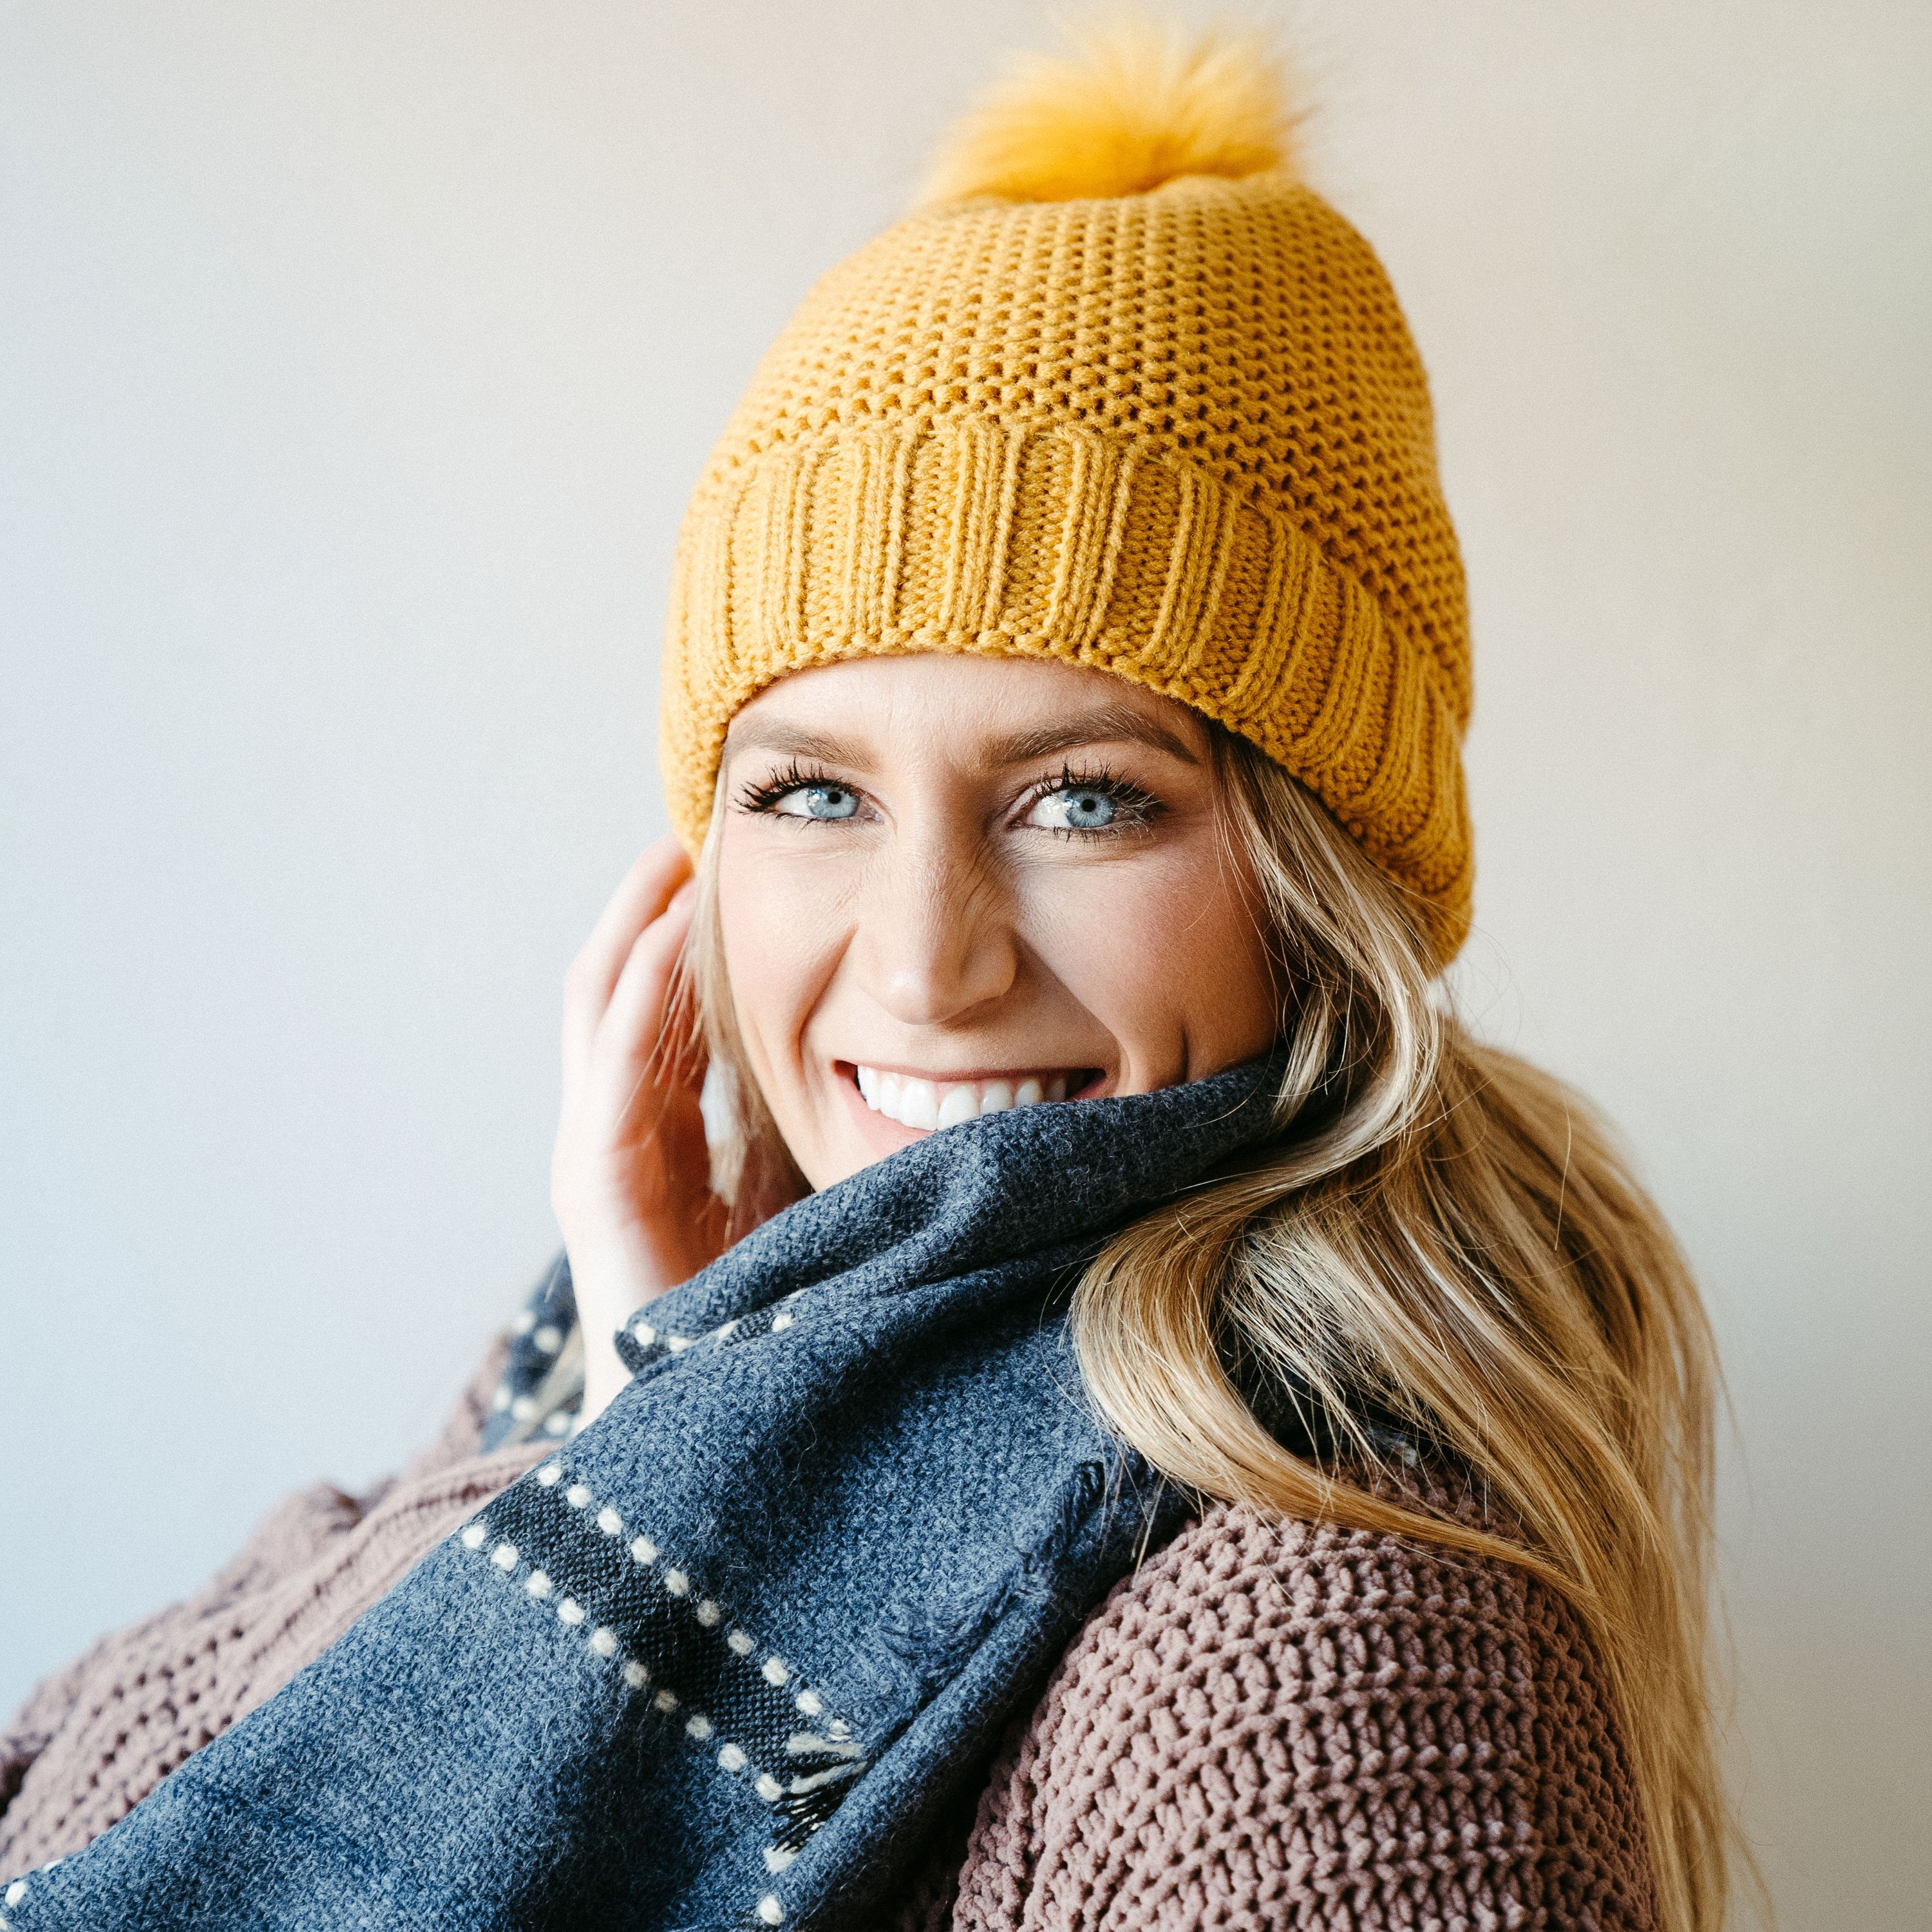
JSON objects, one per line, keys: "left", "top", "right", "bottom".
{"left": 458, "top": 1463, "right": 863, "bottom": 1924}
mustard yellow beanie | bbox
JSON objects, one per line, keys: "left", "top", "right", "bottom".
{"left": 659, "top": 22, "right": 1473, "bottom": 960}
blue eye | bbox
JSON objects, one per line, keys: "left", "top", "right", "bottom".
{"left": 1023, "top": 768, "right": 1160, "bottom": 836}
{"left": 1028, "top": 785, "right": 1118, "bottom": 831}
{"left": 735, "top": 763, "right": 868, "bottom": 824}
{"left": 774, "top": 782, "right": 859, "bottom": 821}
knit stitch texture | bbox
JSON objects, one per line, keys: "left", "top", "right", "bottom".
{"left": 2, "top": 1379, "right": 1656, "bottom": 1931}
{"left": 887, "top": 1504, "right": 1658, "bottom": 1931}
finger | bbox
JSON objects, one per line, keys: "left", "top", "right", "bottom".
{"left": 564, "top": 838, "right": 692, "bottom": 1083}
{"left": 593, "top": 880, "right": 701, "bottom": 1100}
{"left": 576, "top": 837, "right": 692, "bottom": 1007}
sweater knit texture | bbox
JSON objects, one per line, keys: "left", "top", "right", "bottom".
{"left": 658, "top": 73, "right": 1473, "bottom": 961}
{"left": 3, "top": 1350, "right": 1654, "bottom": 1929}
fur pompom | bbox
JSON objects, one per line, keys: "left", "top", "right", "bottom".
{"left": 917, "top": 16, "right": 1302, "bottom": 208}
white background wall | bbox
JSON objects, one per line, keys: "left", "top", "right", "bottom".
{"left": 2, "top": 3, "right": 1926, "bottom": 1922}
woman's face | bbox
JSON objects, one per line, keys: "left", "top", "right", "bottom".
{"left": 714, "top": 654, "right": 1279, "bottom": 1191}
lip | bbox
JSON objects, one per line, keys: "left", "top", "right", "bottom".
{"left": 830, "top": 1059, "right": 1112, "bottom": 1155}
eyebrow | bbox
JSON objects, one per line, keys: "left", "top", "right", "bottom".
{"left": 724, "top": 721, "right": 858, "bottom": 765}
{"left": 723, "top": 699, "right": 1201, "bottom": 770}
{"left": 984, "top": 701, "right": 1200, "bottom": 768}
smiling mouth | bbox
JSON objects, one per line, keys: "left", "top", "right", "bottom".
{"left": 848, "top": 1063, "right": 1104, "bottom": 1130}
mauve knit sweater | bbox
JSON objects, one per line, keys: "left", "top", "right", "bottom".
{"left": 1, "top": 1343, "right": 1657, "bottom": 1929}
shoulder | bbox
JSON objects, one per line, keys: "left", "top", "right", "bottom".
{"left": 947, "top": 1502, "right": 1658, "bottom": 1932}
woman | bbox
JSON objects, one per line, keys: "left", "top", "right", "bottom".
{"left": 0, "top": 23, "right": 1733, "bottom": 1931}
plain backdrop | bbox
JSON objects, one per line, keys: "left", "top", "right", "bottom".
{"left": 2, "top": 3, "right": 1926, "bottom": 1924}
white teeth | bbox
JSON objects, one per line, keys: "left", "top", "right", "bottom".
{"left": 853, "top": 1066, "right": 1081, "bottom": 1132}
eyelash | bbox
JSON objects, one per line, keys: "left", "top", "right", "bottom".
{"left": 733, "top": 759, "right": 847, "bottom": 819}
{"left": 734, "top": 759, "right": 1164, "bottom": 837}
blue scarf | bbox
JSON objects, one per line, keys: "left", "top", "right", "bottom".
{"left": 13, "top": 1053, "right": 1289, "bottom": 1932}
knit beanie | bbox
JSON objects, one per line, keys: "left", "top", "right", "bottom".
{"left": 659, "top": 21, "right": 1473, "bottom": 960}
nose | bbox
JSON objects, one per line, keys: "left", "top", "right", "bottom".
{"left": 851, "top": 818, "right": 1018, "bottom": 1028}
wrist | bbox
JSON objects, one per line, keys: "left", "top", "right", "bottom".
{"left": 562, "top": 1228, "right": 681, "bottom": 1434}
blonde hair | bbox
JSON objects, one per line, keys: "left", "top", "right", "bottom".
{"left": 675, "top": 728, "right": 1735, "bottom": 1932}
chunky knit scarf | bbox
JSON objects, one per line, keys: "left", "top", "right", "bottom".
{"left": 4, "top": 1053, "right": 1289, "bottom": 1932}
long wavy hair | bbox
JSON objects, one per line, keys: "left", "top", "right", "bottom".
{"left": 671, "top": 724, "right": 1736, "bottom": 1932}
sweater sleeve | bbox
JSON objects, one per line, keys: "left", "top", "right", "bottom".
{"left": 943, "top": 1503, "right": 1658, "bottom": 1932}
{"left": 0, "top": 1332, "right": 525, "bottom": 1873}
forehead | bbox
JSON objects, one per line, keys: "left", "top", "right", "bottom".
{"left": 723, "top": 654, "right": 1209, "bottom": 763}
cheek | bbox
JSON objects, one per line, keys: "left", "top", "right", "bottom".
{"left": 714, "top": 837, "right": 845, "bottom": 1079}
{"left": 1022, "top": 846, "right": 1276, "bottom": 1059}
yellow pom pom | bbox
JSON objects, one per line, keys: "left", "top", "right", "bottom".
{"left": 918, "top": 15, "right": 1302, "bottom": 208}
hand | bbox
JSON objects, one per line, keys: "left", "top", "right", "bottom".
{"left": 551, "top": 838, "right": 730, "bottom": 1426}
